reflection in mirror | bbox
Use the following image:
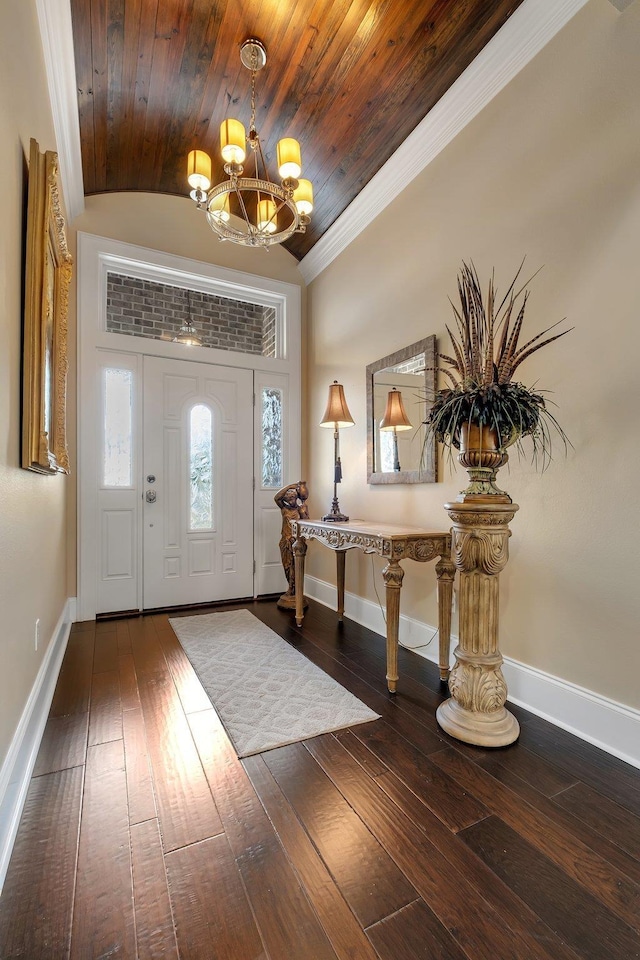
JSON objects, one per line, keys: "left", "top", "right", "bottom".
{"left": 366, "top": 336, "right": 436, "bottom": 484}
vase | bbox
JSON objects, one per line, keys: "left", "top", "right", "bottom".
{"left": 456, "top": 422, "right": 510, "bottom": 502}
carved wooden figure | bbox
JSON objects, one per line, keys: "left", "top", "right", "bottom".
{"left": 274, "top": 481, "right": 309, "bottom": 611}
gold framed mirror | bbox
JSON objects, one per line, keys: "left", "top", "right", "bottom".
{"left": 22, "top": 139, "right": 72, "bottom": 475}
{"left": 366, "top": 336, "right": 437, "bottom": 484}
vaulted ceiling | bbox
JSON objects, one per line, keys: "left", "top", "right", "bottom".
{"left": 69, "top": 0, "right": 525, "bottom": 261}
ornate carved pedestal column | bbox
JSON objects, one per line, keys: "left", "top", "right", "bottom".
{"left": 436, "top": 424, "right": 520, "bottom": 747}
{"left": 436, "top": 500, "right": 519, "bottom": 746}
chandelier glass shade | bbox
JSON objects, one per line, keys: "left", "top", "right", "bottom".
{"left": 173, "top": 321, "right": 203, "bottom": 346}
{"left": 172, "top": 289, "right": 203, "bottom": 346}
{"left": 187, "top": 39, "right": 313, "bottom": 248}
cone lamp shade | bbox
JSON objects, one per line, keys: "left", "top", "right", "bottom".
{"left": 320, "top": 381, "right": 354, "bottom": 428}
{"left": 380, "top": 388, "right": 412, "bottom": 431}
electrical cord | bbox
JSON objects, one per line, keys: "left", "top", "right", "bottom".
{"left": 401, "top": 629, "right": 438, "bottom": 651}
{"left": 370, "top": 556, "right": 438, "bottom": 650}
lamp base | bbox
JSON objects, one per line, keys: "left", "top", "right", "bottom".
{"left": 322, "top": 497, "right": 349, "bottom": 522}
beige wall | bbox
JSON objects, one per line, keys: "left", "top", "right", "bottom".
{"left": 306, "top": 0, "right": 640, "bottom": 709}
{"left": 0, "top": 2, "right": 69, "bottom": 765}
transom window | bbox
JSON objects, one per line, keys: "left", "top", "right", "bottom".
{"left": 105, "top": 273, "right": 279, "bottom": 358}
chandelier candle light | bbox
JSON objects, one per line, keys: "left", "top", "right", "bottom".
{"left": 320, "top": 381, "right": 354, "bottom": 522}
{"left": 379, "top": 387, "right": 412, "bottom": 472}
{"left": 187, "top": 39, "right": 313, "bottom": 248}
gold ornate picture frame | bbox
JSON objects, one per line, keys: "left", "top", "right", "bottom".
{"left": 22, "top": 138, "right": 72, "bottom": 474}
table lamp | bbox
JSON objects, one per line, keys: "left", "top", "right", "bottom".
{"left": 320, "top": 380, "right": 354, "bottom": 521}
{"left": 379, "top": 387, "right": 412, "bottom": 472}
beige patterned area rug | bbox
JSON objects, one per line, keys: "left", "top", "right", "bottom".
{"left": 169, "top": 609, "right": 380, "bottom": 758}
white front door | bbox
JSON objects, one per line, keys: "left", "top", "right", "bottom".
{"left": 142, "top": 355, "right": 254, "bottom": 609}
{"left": 93, "top": 350, "right": 289, "bottom": 616}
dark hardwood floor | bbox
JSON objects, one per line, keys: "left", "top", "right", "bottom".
{"left": 1, "top": 598, "right": 640, "bottom": 959}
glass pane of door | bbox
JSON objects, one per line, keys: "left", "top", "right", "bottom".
{"left": 261, "top": 387, "right": 283, "bottom": 488}
{"left": 103, "top": 367, "right": 133, "bottom": 487}
{"left": 189, "top": 403, "right": 213, "bottom": 530}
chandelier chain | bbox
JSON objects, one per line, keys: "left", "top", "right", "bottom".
{"left": 249, "top": 60, "right": 257, "bottom": 136}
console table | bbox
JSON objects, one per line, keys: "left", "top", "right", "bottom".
{"left": 290, "top": 519, "right": 455, "bottom": 693}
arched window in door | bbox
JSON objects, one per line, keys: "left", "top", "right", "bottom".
{"left": 189, "top": 403, "right": 213, "bottom": 530}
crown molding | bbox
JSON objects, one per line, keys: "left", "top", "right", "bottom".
{"left": 36, "top": 0, "right": 85, "bottom": 223}
{"left": 298, "top": 0, "right": 591, "bottom": 285}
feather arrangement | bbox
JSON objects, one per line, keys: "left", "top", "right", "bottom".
{"left": 425, "top": 261, "right": 572, "bottom": 468}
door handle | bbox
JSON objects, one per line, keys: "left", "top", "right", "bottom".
{"left": 145, "top": 489, "right": 157, "bottom": 503}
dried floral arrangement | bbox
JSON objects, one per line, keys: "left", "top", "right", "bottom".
{"left": 424, "top": 261, "right": 572, "bottom": 468}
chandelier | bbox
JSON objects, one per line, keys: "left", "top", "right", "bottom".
{"left": 186, "top": 38, "right": 313, "bottom": 248}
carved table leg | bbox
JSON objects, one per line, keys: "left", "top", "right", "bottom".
{"left": 436, "top": 501, "right": 520, "bottom": 747}
{"left": 382, "top": 558, "right": 404, "bottom": 694}
{"left": 293, "top": 536, "right": 307, "bottom": 628}
{"left": 435, "top": 552, "right": 456, "bottom": 683}
{"left": 336, "top": 550, "right": 346, "bottom": 622}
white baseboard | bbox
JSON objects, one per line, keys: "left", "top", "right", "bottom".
{"left": 502, "top": 660, "right": 640, "bottom": 772}
{"left": 0, "top": 598, "right": 74, "bottom": 894}
{"left": 304, "top": 575, "right": 640, "bottom": 770}
{"left": 68, "top": 596, "right": 78, "bottom": 623}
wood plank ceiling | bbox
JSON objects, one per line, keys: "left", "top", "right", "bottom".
{"left": 70, "top": 0, "right": 524, "bottom": 261}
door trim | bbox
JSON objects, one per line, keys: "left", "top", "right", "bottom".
{"left": 77, "top": 233, "right": 301, "bottom": 621}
